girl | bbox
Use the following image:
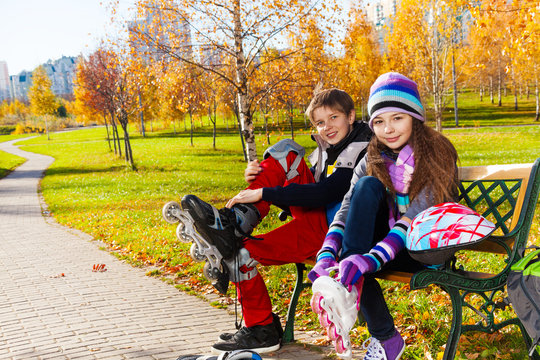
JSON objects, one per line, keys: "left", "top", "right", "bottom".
{"left": 309, "top": 72, "right": 458, "bottom": 360}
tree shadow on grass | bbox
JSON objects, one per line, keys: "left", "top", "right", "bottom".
{"left": 45, "top": 165, "right": 127, "bottom": 177}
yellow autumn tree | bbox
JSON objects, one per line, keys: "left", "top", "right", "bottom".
{"left": 338, "top": 5, "right": 382, "bottom": 120}
{"left": 462, "top": 7, "right": 507, "bottom": 104}
{"left": 287, "top": 14, "right": 335, "bottom": 107}
{"left": 28, "top": 66, "right": 57, "bottom": 139}
{"left": 130, "top": 0, "right": 337, "bottom": 161}
{"left": 515, "top": 0, "right": 540, "bottom": 121}
{"left": 504, "top": 0, "right": 540, "bottom": 114}
{"left": 385, "top": 0, "right": 469, "bottom": 131}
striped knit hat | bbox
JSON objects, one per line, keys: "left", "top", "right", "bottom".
{"left": 367, "top": 72, "right": 425, "bottom": 129}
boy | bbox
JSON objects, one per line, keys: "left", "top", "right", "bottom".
{"left": 181, "top": 89, "right": 372, "bottom": 354}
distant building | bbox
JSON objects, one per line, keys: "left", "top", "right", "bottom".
{"left": 128, "top": 8, "right": 192, "bottom": 64}
{"left": 0, "top": 61, "right": 10, "bottom": 101}
{"left": 200, "top": 44, "right": 222, "bottom": 67}
{"left": 365, "top": 0, "right": 398, "bottom": 29}
{"left": 9, "top": 71, "right": 32, "bottom": 101}
{"left": 365, "top": 0, "right": 399, "bottom": 46}
{"left": 42, "top": 56, "right": 78, "bottom": 99}
{"left": 8, "top": 56, "right": 78, "bottom": 101}
{"left": 364, "top": 0, "right": 471, "bottom": 49}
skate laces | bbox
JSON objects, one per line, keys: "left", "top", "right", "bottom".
{"left": 362, "top": 337, "right": 387, "bottom": 360}
{"left": 221, "top": 208, "right": 262, "bottom": 241}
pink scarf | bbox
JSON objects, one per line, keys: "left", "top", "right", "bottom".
{"left": 384, "top": 144, "right": 415, "bottom": 194}
{"left": 383, "top": 145, "right": 415, "bottom": 226}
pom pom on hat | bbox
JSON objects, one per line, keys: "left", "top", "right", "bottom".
{"left": 367, "top": 72, "right": 425, "bottom": 129}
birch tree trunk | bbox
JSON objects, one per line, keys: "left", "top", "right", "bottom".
{"left": 233, "top": 0, "right": 256, "bottom": 162}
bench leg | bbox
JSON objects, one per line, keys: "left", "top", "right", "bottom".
{"left": 442, "top": 287, "right": 463, "bottom": 360}
{"left": 283, "top": 263, "right": 307, "bottom": 343}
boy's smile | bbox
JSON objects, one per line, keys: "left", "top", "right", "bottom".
{"left": 312, "top": 106, "right": 355, "bottom": 145}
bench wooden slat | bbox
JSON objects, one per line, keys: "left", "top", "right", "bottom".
{"left": 458, "top": 163, "right": 533, "bottom": 181}
{"left": 375, "top": 270, "right": 413, "bottom": 283}
{"left": 459, "top": 163, "right": 533, "bottom": 232}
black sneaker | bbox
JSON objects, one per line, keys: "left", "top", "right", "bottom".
{"left": 212, "top": 321, "right": 281, "bottom": 354}
{"left": 219, "top": 313, "right": 283, "bottom": 342}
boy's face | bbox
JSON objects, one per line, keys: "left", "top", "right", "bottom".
{"left": 311, "top": 106, "right": 355, "bottom": 145}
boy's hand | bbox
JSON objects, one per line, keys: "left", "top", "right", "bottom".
{"left": 226, "top": 189, "right": 263, "bottom": 208}
{"left": 244, "top": 160, "right": 262, "bottom": 184}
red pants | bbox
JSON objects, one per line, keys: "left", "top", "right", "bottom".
{"left": 236, "top": 152, "right": 328, "bottom": 327}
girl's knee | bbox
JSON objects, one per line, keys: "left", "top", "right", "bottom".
{"left": 352, "top": 176, "right": 385, "bottom": 199}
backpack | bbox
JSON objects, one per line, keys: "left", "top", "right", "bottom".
{"left": 507, "top": 248, "right": 540, "bottom": 356}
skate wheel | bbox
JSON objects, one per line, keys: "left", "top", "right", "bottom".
{"left": 319, "top": 312, "right": 331, "bottom": 328}
{"left": 334, "top": 336, "right": 351, "bottom": 354}
{"left": 190, "top": 243, "right": 206, "bottom": 262}
{"left": 162, "top": 201, "right": 181, "bottom": 224}
{"left": 335, "top": 336, "right": 348, "bottom": 354}
{"left": 203, "top": 261, "right": 221, "bottom": 281}
{"left": 176, "top": 222, "right": 191, "bottom": 243}
{"left": 328, "top": 323, "right": 339, "bottom": 341}
{"left": 310, "top": 292, "right": 324, "bottom": 314}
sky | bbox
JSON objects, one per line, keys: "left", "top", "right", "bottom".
{"left": 0, "top": 0, "right": 136, "bottom": 76}
{"left": 0, "top": 0, "right": 351, "bottom": 76}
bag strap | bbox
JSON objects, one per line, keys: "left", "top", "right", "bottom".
{"left": 511, "top": 248, "right": 540, "bottom": 272}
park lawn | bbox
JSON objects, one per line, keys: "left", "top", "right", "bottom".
{"left": 0, "top": 149, "right": 26, "bottom": 179}
{"left": 437, "top": 89, "right": 539, "bottom": 128}
{"left": 0, "top": 134, "right": 34, "bottom": 178}
{"left": 16, "top": 124, "right": 540, "bottom": 360}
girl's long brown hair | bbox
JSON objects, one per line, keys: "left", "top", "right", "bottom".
{"left": 366, "top": 119, "right": 458, "bottom": 204}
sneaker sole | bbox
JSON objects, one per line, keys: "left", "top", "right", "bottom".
{"left": 211, "top": 343, "right": 280, "bottom": 355}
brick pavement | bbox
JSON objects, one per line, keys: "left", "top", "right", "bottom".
{"left": 0, "top": 138, "right": 367, "bottom": 360}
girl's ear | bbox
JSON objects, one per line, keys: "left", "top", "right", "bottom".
{"left": 348, "top": 109, "right": 356, "bottom": 124}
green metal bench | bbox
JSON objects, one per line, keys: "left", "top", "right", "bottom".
{"left": 283, "top": 158, "right": 540, "bottom": 360}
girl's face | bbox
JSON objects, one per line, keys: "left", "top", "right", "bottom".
{"left": 372, "top": 112, "right": 414, "bottom": 153}
{"left": 312, "top": 106, "right": 355, "bottom": 145}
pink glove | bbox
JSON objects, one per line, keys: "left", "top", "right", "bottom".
{"left": 308, "top": 256, "right": 338, "bottom": 283}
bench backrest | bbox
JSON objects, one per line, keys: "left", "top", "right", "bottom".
{"left": 457, "top": 158, "right": 540, "bottom": 255}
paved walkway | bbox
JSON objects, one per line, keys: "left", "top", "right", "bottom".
{"left": 0, "top": 139, "right": 365, "bottom": 360}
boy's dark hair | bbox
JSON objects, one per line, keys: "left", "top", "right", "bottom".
{"left": 305, "top": 88, "right": 355, "bottom": 123}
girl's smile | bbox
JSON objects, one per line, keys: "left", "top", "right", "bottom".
{"left": 372, "top": 112, "right": 413, "bottom": 152}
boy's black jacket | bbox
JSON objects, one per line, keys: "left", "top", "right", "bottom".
{"left": 262, "top": 121, "right": 372, "bottom": 209}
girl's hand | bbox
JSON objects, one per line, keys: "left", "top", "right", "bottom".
{"left": 244, "top": 160, "right": 262, "bottom": 184}
{"left": 226, "top": 189, "right": 263, "bottom": 208}
{"left": 339, "top": 254, "right": 370, "bottom": 290}
{"left": 308, "top": 256, "right": 338, "bottom": 283}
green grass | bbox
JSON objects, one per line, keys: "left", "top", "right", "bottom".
{"left": 0, "top": 150, "right": 26, "bottom": 179}
{"left": 438, "top": 89, "right": 539, "bottom": 128}
{"left": 12, "top": 118, "right": 540, "bottom": 359}
{"left": 0, "top": 133, "right": 31, "bottom": 178}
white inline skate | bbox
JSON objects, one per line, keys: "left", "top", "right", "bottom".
{"left": 310, "top": 272, "right": 363, "bottom": 359}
